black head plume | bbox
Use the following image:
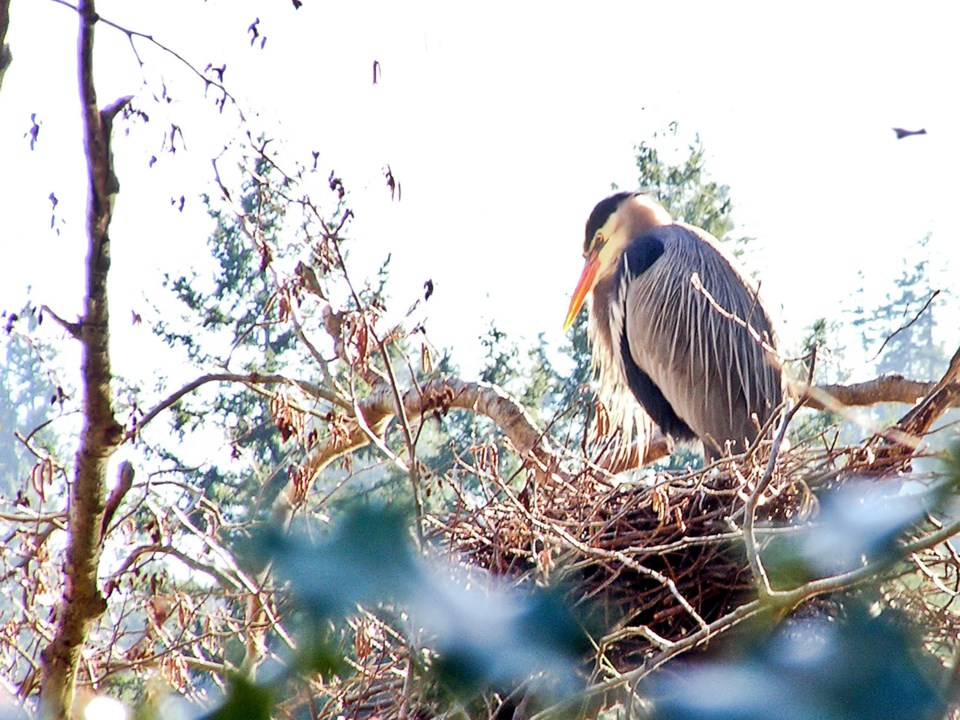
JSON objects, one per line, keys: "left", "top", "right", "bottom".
{"left": 584, "top": 192, "right": 636, "bottom": 253}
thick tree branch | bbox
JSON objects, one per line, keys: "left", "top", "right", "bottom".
{"left": 810, "top": 376, "right": 959, "bottom": 410}
{"left": 273, "top": 376, "right": 672, "bottom": 528}
{"left": 38, "top": 2, "right": 130, "bottom": 716}
{"left": 894, "top": 344, "right": 960, "bottom": 436}
{"left": 272, "top": 377, "right": 556, "bottom": 525}
{"left": 271, "top": 367, "right": 960, "bottom": 529}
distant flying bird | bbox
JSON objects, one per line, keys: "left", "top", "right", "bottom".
{"left": 893, "top": 127, "right": 927, "bottom": 139}
{"left": 564, "top": 192, "right": 784, "bottom": 460}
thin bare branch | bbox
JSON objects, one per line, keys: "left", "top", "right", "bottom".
{"left": 130, "top": 371, "right": 347, "bottom": 441}
{"left": 743, "top": 400, "right": 803, "bottom": 596}
{"left": 39, "top": 304, "right": 81, "bottom": 339}
{"left": 870, "top": 289, "right": 941, "bottom": 361}
{"left": 49, "top": 0, "right": 245, "bottom": 120}
{"left": 105, "top": 542, "right": 240, "bottom": 591}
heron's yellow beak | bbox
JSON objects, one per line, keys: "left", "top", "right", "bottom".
{"left": 563, "top": 253, "right": 600, "bottom": 331}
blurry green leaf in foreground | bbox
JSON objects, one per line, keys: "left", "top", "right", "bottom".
{"left": 797, "top": 484, "right": 927, "bottom": 575}
{"left": 260, "top": 505, "right": 589, "bottom": 701}
{"left": 763, "top": 477, "right": 947, "bottom": 587}
{"left": 650, "top": 601, "right": 944, "bottom": 720}
{"left": 262, "top": 505, "right": 421, "bottom": 617}
{"left": 202, "top": 676, "right": 273, "bottom": 720}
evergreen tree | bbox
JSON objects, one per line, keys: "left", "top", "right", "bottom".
{"left": 0, "top": 303, "right": 62, "bottom": 497}
{"left": 151, "top": 175, "right": 297, "bottom": 518}
{"left": 869, "top": 236, "right": 947, "bottom": 380}
{"left": 634, "top": 122, "right": 752, "bottom": 258}
{"left": 151, "top": 158, "right": 419, "bottom": 519}
{"left": 847, "top": 234, "right": 951, "bottom": 434}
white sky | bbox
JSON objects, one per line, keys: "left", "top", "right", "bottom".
{"left": 1, "top": 0, "right": 958, "bottom": 384}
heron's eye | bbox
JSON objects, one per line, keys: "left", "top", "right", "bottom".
{"left": 583, "top": 231, "right": 605, "bottom": 258}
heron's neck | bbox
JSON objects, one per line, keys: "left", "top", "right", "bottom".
{"left": 623, "top": 201, "right": 672, "bottom": 240}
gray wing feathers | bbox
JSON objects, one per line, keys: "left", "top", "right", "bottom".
{"left": 623, "top": 225, "right": 782, "bottom": 452}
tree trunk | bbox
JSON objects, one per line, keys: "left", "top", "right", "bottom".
{"left": 38, "top": 1, "right": 129, "bottom": 716}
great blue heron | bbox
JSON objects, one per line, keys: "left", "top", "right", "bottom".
{"left": 564, "top": 191, "right": 784, "bottom": 460}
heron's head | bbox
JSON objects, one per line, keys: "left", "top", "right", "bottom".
{"left": 563, "top": 192, "right": 672, "bottom": 330}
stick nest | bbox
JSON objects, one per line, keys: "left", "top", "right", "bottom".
{"left": 430, "top": 419, "right": 950, "bottom": 670}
